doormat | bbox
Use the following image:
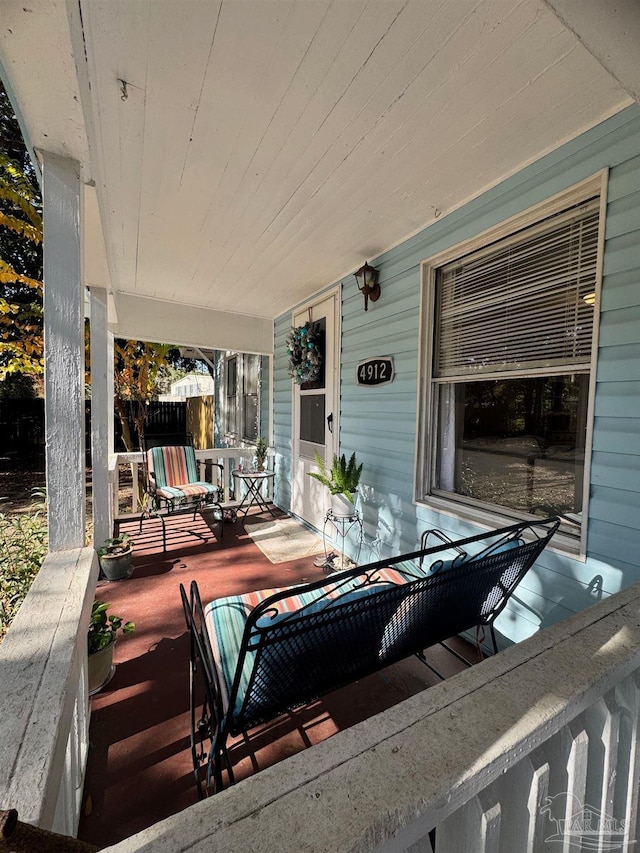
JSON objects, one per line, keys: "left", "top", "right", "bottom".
{"left": 244, "top": 516, "right": 324, "bottom": 564}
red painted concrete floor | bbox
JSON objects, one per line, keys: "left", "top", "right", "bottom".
{"left": 77, "top": 509, "right": 479, "bottom": 849}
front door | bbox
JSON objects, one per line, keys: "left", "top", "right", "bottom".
{"left": 291, "top": 290, "right": 339, "bottom": 530}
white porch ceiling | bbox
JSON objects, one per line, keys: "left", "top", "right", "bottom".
{"left": 0, "top": 0, "right": 633, "bottom": 340}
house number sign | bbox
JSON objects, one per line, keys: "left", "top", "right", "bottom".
{"left": 356, "top": 356, "right": 394, "bottom": 386}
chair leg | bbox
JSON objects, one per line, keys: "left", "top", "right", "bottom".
{"left": 490, "top": 624, "right": 499, "bottom": 655}
{"left": 160, "top": 513, "right": 167, "bottom": 552}
{"left": 189, "top": 662, "right": 206, "bottom": 800}
{"left": 207, "top": 732, "right": 228, "bottom": 795}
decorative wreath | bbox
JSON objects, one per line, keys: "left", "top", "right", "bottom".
{"left": 286, "top": 321, "right": 323, "bottom": 384}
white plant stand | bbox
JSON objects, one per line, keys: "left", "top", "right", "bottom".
{"left": 323, "top": 508, "right": 363, "bottom": 572}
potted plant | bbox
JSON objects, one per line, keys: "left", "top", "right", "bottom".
{"left": 87, "top": 600, "right": 135, "bottom": 695}
{"left": 255, "top": 436, "right": 269, "bottom": 472}
{"left": 97, "top": 532, "right": 133, "bottom": 581}
{"left": 308, "top": 451, "right": 363, "bottom": 517}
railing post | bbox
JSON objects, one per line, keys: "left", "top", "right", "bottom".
{"left": 89, "top": 287, "right": 111, "bottom": 545}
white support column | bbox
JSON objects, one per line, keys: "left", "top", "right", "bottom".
{"left": 107, "top": 330, "right": 114, "bottom": 456}
{"left": 43, "top": 152, "right": 85, "bottom": 551}
{"left": 89, "top": 287, "right": 111, "bottom": 545}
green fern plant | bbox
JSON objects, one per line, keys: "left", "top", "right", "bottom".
{"left": 308, "top": 451, "right": 363, "bottom": 503}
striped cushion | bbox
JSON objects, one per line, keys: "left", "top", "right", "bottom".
{"left": 393, "top": 559, "right": 428, "bottom": 578}
{"left": 157, "top": 482, "right": 219, "bottom": 500}
{"left": 204, "top": 567, "right": 409, "bottom": 720}
{"left": 148, "top": 445, "right": 199, "bottom": 489}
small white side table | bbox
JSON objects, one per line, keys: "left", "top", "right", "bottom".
{"left": 232, "top": 470, "right": 276, "bottom": 518}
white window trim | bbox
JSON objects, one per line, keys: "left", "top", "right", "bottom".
{"left": 415, "top": 171, "right": 608, "bottom": 557}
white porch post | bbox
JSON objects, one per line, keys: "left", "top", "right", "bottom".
{"left": 107, "top": 331, "right": 114, "bottom": 461}
{"left": 42, "top": 152, "right": 86, "bottom": 551}
{"left": 89, "top": 287, "right": 111, "bottom": 545}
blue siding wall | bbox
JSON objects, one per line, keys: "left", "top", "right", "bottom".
{"left": 274, "top": 104, "right": 640, "bottom": 646}
{"left": 273, "top": 315, "right": 293, "bottom": 511}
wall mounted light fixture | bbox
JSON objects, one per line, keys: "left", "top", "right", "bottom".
{"left": 354, "top": 261, "right": 380, "bottom": 311}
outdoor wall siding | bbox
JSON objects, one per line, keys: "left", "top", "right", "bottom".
{"left": 273, "top": 314, "right": 293, "bottom": 511}
{"left": 274, "top": 104, "right": 640, "bottom": 646}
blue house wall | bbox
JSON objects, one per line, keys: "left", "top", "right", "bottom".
{"left": 272, "top": 104, "right": 640, "bottom": 647}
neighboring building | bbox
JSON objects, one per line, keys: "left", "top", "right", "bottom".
{"left": 157, "top": 372, "right": 214, "bottom": 402}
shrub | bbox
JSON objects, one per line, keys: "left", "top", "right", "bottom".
{"left": 0, "top": 508, "right": 48, "bottom": 642}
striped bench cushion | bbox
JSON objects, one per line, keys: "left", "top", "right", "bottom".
{"left": 204, "top": 567, "right": 409, "bottom": 720}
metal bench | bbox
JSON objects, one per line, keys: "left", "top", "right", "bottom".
{"left": 181, "top": 516, "right": 559, "bottom": 796}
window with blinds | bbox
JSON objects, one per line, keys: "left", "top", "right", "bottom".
{"left": 420, "top": 182, "right": 604, "bottom": 538}
{"left": 434, "top": 197, "right": 599, "bottom": 379}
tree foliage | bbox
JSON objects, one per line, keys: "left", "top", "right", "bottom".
{"left": 0, "top": 82, "right": 43, "bottom": 382}
{"left": 114, "top": 339, "right": 181, "bottom": 451}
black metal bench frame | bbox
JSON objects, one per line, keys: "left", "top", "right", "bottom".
{"left": 181, "top": 516, "right": 559, "bottom": 796}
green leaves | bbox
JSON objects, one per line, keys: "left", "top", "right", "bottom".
{"left": 255, "top": 436, "right": 268, "bottom": 461}
{"left": 97, "top": 532, "right": 131, "bottom": 557}
{"left": 0, "top": 507, "right": 47, "bottom": 641}
{"left": 308, "top": 451, "right": 363, "bottom": 500}
{"left": 88, "top": 600, "right": 135, "bottom": 655}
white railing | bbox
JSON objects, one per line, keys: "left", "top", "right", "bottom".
{"left": 0, "top": 547, "right": 98, "bottom": 836}
{"left": 109, "top": 447, "right": 274, "bottom": 519}
{"left": 105, "top": 578, "right": 640, "bottom": 853}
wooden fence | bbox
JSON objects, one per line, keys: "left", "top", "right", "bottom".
{"left": 0, "top": 399, "right": 187, "bottom": 456}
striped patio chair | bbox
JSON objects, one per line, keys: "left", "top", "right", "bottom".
{"left": 143, "top": 445, "right": 224, "bottom": 549}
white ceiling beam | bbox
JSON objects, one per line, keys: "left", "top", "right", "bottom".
{"left": 109, "top": 293, "right": 274, "bottom": 356}
{"left": 84, "top": 184, "right": 111, "bottom": 291}
{"left": 543, "top": 0, "right": 640, "bottom": 103}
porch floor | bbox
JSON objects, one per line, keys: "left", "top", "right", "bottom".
{"left": 77, "top": 508, "right": 480, "bottom": 849}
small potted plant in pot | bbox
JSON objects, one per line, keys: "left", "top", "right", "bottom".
{"left": 255, "top": 436, "right": 269, "bottom": 472}
{"left": 97, "top": 532, "right": 133, "bottom": 581}
{"left": 308, "top": 451, "right": 363, "bottom": 517}
{"left": 88, "top": 600, "right": 135, "bottom": 695}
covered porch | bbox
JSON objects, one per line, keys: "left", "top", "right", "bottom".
{"left": 1, "top": 0, "right": 640, "bottom": 850}
{"left": 3, "top": 515, "right": 640, "bottom": 852}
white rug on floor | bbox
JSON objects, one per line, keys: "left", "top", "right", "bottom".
{"left": 244, "top": 516, "right": 324, "bottom": 564}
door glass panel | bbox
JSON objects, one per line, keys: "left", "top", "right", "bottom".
{"left": 301, "top": 318, "right": 326, "bottom": 390}
{"left": 300, "top": 394, "right": 325, "bottom": 444}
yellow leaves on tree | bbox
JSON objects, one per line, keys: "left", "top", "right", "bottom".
{"left": 113, "top": 340, "right": 174, "bottom": 451}
{"left": 0, "top": 152, "right": 43, "bottom": 380}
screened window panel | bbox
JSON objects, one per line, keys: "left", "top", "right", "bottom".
{"left": 226, "top": 357, "right": 237, "bottom": 396}
{"left": 243, "top": 396, "right": 258, "bottom": 441}
{"left": 243, "top": 354, "right": 259, "bottom": 395}
{"left": 435, "top": 200, "right": 599, "bottom": 378}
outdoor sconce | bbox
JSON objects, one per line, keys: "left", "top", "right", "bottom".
{"left": 354, "top": 262, "right": 380, "bottom": 311}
